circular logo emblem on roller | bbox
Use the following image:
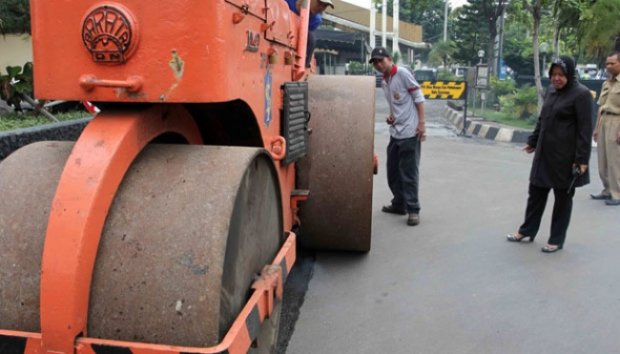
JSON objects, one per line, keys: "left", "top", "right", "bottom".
{"left": 81, "top": 4, "right": 139, "bottom": 64}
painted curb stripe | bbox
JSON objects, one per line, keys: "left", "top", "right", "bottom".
{"left": 443, "top": 106, "right": 534, "bottom": 143}
{"left": 511, "top": 130, "right": 531, "bottom": 143}
{"left": 486, "top": 126, "right": 499, "bottom": 140}
{"left": 471, "top": 124, "right": 481, "bottom": 135}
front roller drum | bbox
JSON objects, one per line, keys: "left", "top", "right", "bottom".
{"left": 0, "top": 141, "right": 283, "bottom": 349}
{"left": 298, "top": 75, "right": 376, "bottom": 252}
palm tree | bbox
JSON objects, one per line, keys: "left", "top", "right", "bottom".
{"left": 428, "top": 40, "right": 456, "bottom": 70}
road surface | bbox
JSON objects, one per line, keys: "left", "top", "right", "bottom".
{"left": 280, "top": 90, "right": 620, "bottom": 354}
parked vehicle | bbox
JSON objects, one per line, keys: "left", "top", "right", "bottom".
{"left": 413, "top": 68, "right": 437, "bottom": 82}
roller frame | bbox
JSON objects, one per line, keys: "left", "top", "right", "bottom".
{"left": 0, "top": 233, "right": 296, "bottom": 354}
{"left": 0, "top": 105, "right": 294, "bottom": 353}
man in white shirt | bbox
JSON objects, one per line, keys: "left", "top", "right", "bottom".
{"left": 370, "top": 47, "right": 426, "bottom": 226}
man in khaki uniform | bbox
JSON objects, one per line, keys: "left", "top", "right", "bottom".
{"left": 592, "top": 52, "right": 620, "bottom": 205}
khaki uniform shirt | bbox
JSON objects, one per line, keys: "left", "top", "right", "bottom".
{"left": 598, "top": 75, "right": 620, "bottom": 114}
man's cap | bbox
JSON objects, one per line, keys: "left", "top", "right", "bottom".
{"left": 319, "top": 0, "right": 335, "bottom": 8}
{"left": 369, "top": 47, "right": 390, "bottom": 63}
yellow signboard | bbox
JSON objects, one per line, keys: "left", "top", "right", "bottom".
{"left": 420, "top": 81, "right": 467, "bottom": 100}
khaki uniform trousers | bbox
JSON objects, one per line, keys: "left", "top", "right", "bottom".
{"left": 597, "top": 113, "right": 620, "bottom": 199}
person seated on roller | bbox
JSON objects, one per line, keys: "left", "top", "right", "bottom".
{"left": 285, "top": 0, "right": 334, "bottom": 67}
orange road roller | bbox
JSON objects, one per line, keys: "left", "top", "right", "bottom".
{"left": 0, "top": 1, "right": 376, "bottom": 353}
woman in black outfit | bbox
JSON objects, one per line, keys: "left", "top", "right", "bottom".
{"left": 507, "top": 56, "right": 593, "bottom": 253}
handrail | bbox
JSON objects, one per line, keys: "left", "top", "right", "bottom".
{"left": 293, "top": 0, "right": 310, "bottom": 81}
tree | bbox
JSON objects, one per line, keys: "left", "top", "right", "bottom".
{"left": 551, "top": 0, "right": 576, "bottom": 58}
{"left": 451, "top": 6, "right": 488, "bottom": 65}
{"left": 579, "top": 0, "right": 620, "bottom": 59}
{"left": 428, "top": 40, "right": 456, "bottom": 69}
{"left": 522, "top": 0, "right": 547, "bottom": 113}
{"left": 0, "top": 0, "right": 30, "bottom": 34}
{"left": 502, "top": 17, "right": 535, "bottom": 77}
{"left": 451, "top": 0, "right": 507, "bottom": 74}
{"left": 373, "top": 0, "right": 449, "bottom": 42}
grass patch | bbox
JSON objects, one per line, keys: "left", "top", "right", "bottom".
{"left": 0, "top": 111, "right": 92, "bottom": 132}
{"left": 479, "top": 110, "right": 536, "bottom": 130}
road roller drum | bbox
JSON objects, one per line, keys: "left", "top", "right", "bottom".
{"left": 0, "top": 142, "right": 283, "bottom": 348}
{"left": 298, "top": 75, "right": 376, "bottom": 252}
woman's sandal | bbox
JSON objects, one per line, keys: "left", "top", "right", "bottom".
{"left": 541, "top": 244, "right": 563, "bottom": 253}
{"left": 506, "top": 233, "right": 534, "bottom": 243}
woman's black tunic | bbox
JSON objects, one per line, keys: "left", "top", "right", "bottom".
{"left": 527, "top": 58, "right": 593, "bottom": 189}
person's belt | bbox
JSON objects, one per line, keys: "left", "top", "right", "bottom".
{"left": 602, "top": 110, "right": 620, "bottom": 116}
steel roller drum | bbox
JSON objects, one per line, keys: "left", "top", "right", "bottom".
{"left": 0, "top": 142, "right": 72, "bottom": 332}
{"left": 0, "top": 142, "right": 283, "bottom": 348}
{"left": 298, "top": 75, "right": 376, "bottom": 252}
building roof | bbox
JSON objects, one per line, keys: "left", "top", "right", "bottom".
{"left": 325, "top": 0, "right": 423, "bottom": 43}
{"left": 314, "top": 29, "right": 360, "bottom": 46}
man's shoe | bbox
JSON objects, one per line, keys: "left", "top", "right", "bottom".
{"left": 591, "top": 193, "right": 612, "bottom": 200}
{"left": 407, "top": 213, "right": 420, "bottom": 226}
{"left": 605, "top": 199, "right": 620, "bottom": 206}
{"left": 382, "top": 205, "right": 406, "bottom": 215}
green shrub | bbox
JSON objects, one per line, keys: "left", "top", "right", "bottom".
{"left": 0, "top": 62, "right": 33, "bottom": 111}
{"left": 437, "top": 69, "right": 458, "bottom": 81}
{"left": 513, "top": 85, "right": 538, "bottom": 119}
{"left": 490, "top": 76, "right": 516, "bottom": 97}
{"left": 498, "top": 94, "right": 516, "bottom": 113}
{"left": 348, "top": 61, "right": 371, "bottom": 75}
{"left": 0, "top": 111, "right": 91, "bottom": 132}
{"left": 499, "top": 84, "right": 538, "bottom": 120}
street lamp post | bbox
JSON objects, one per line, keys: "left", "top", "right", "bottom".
{"left": 443, "top": 0, "right": 448, "bottom": 42}
{"left": 473, "top": 49, "right": 485, "bottom": 116}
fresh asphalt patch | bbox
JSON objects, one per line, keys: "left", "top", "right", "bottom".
{"left": 275, "top": 248, "right": 315, "bottom": 354}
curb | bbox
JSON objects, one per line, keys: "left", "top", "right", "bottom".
{"left": 0, "top": 117, "right": 91, "bottom": 160}
{"left": 442, "top": 106, "right": 532, "bottom": 144}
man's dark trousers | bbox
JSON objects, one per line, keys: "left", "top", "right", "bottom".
{"left": 518, "top": 184, "right": 575, "bottom": 247}
{"left": 387, "top": 136, "right": 421, "bottom": 213}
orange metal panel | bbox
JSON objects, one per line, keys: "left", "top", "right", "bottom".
{"left": 30, "top": 0, "right": 296, "bottom": 103}
{"left": 265, "top": 0, "right": 295, "bottom": 47}
{"left": 29, "top": 0, "right": 310, "bottom": 228}
{"left": 225, "top": 0, "right": 267, "bottom": 20}
{"left": 30, "top": 1, "right": 305, "bottom": 232}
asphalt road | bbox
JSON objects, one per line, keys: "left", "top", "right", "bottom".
{"left": 278, "top": 91, "right": 620, "bottom": 354}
